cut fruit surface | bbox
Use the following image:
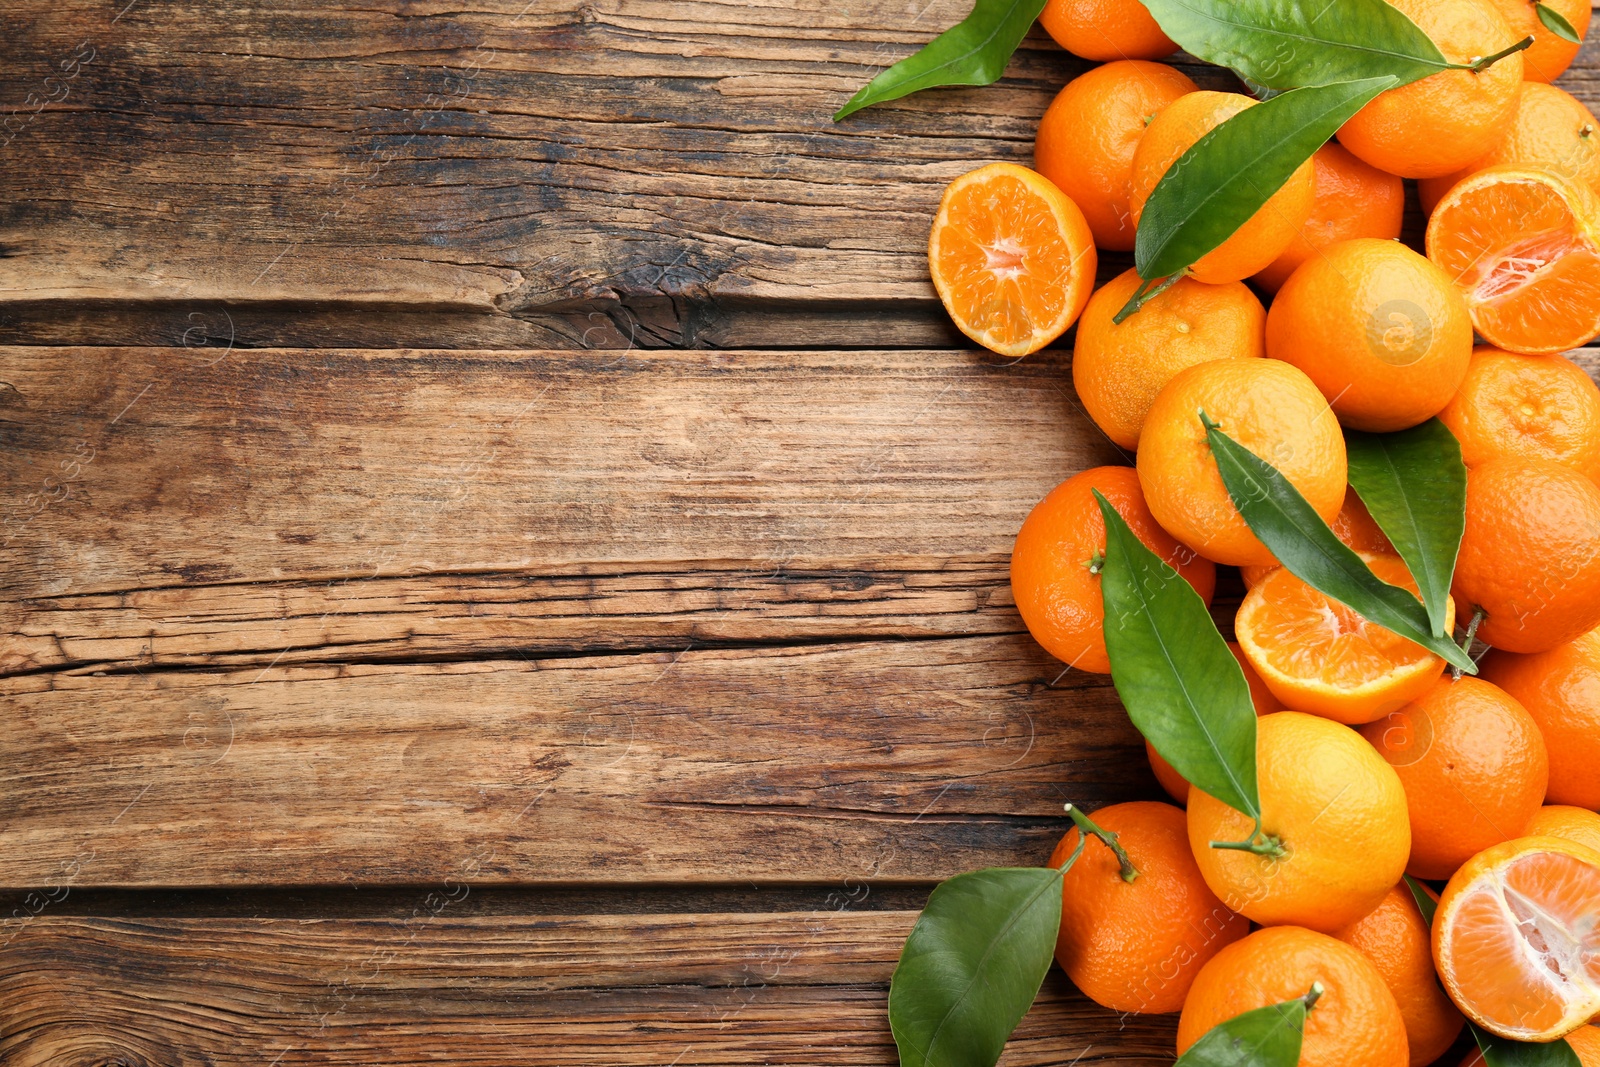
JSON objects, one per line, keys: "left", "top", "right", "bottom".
{"left": 1434, "top": 835, "right": 1600, "bottom": 1042}
{"left": 928, "top": 162, "right": 1096, "bottom": 358}
{"left": 1236, "top": 553, "right": 1454, "bottom": 724}
{"left": 1427, "top": 165, "right": 1600, "bottom": 355}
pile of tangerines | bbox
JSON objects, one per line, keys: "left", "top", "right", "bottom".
{"left": 925, "top": 0, "right": 1600, "bottom": 1062}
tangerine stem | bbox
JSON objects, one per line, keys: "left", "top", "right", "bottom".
{"left": 1064, "top": 803, "right": 1139, "bottom": 882}
{"left": 1210, "top": 821, "right": 1287, "bottom": 859}
{"left": 1466, "top": 35, "right": 1533, "bottom": 72}
{"left": 1111, "top": 270, "right": 1186, "bottom": 324}
{"left": 1302, "top": 981, "right": 1325, "bottom": 1013}
{"left": 1452, "top": 605, "right": 1487, "bottom": 680}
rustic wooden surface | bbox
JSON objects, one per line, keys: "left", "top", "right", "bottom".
{"left": 3, "top": 0, "right": 1599, "bottom": 1063}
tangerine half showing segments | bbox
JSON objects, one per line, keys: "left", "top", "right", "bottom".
{"left": 1433, "top": 835, "right": 1600, "bottom": 1042}
{"left": 1426, "top": 165, "right": 1600, "bottom": 356}
{"left": 928, "top": 162, "right": 1096, "bottom": 358}
{"left": 1238, "top": 555, "right": 1454, "bottom": 726}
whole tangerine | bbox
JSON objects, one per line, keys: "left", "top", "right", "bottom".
{"left": 1130, "top": 91, "right": 1315, "bottom": 283}
{"left": 1480, "top": 624, "right": 1600, "bottom": 808}
{"left": 1253, "top": 143, "right": 1406, "bottom": 294}
{"left": 1011, "top": 466, "right": 1215, "bottom": 673}
{"left": 1437, "top": 346, "right": 1600, "bottom": 486}
{"left": 1035, "top": 61, "right": 1197, "bottom": 251}
{"left": 1360, "top": 675, "right": 1549, "bottom": 881}
{"left": 1048, "top": 801, "right": 1248, "bottom": 1013}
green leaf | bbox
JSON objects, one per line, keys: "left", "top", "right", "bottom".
{"left": 1536, "top": 1, "right": 1583, "bottom": 45}
{"left": 1203, "top": 418, "right": 1478, "bottom": 674}
{"left": 1137, "top": 0, "right": 1451, "bottom": 90}
{"left": 888, "top": 867, "right": 1063, "bottom": 1067}
{"left": 1173, "top": 986, "right": 1320, "bottom": 1067}
{"left": 833, "top": 0, "right": 1047, "bottom": 121}
{"left": 1132, "top": 77, "right": 1396, "bottom": 286}
{"left": 1475, "top": 1026, "right": 1582, "bottom": 1067}
{"left": 1345, "top": 420, "right": 1467, "bottom": 639}
{"left": 1094, "top": 490, "right": 1261, "bottom": 821}
{"left": 1403, "top": 874, "right": 1438, "bottom": 926}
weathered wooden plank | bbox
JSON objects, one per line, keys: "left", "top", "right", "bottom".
{"left": 0, "top": 635, "right": 1151, "bottom": 888}
{"left": 0, "top": 912, "right": 1179, "bottom": 1065}
{"left": 0, "top": 345, "right": 1121, "bottom": 673}
{"left": 11, "top": 2, "right": 1590, "bottom": 347}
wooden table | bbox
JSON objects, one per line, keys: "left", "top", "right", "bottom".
{"left": 1, "top": 3, "right": 1596, "bottom": 1063}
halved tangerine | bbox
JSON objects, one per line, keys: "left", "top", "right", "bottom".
{"left": 1434, "top": 835, "right": 1600, "bottom": 1042}
{"left": 928, "top": 162, "right": 1097, "bottom": 358}
{"left": 1236, "top": 553, "right": 1455, "bottom": 725}
{"left": 1426, "top": 165, "right": 1600, "bottom": 356}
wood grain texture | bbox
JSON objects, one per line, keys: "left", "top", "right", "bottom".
{"left": 0, "top": 912, "right": 1179, "bottom": 1065}
{"left": 0, "top": 345, "right": 1121, "bottom": 671}
{"left": 0, "top": 636, "right": 1151, "bottom": 888}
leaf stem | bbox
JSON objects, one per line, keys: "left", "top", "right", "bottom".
{"left": 1210, "top": 821, "right": 1287, "bottom": 859}
{"left": 1064, "top": 804, "right": 1139, "bottom": 882}
{"left": 1464, "top": 35, "right": 1533, "bottom": 72}
{"left": 1111, "top": 271, "right": 1186, "bottom": 325}
{"left": 1052, "top": 831, "right": 1088, "bottom": 874}
{"left": 1452, "top": 605, "right": 1486, "bottom": 680}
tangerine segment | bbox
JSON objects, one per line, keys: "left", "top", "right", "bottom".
{"left": 1237, "top": 555, "right": 1454, "bottom": 725}
{"left": 929, "top": 163, "right": 1097, "bottom": 358}
{"left": 1434, "top": 836, "right": 1600, "bottom": 1041}
{"left": 1426, "top": 166, "right": 1600, "bottom": 356}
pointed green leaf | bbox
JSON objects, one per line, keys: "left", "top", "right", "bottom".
{"left": 833, "top": 0, "right": 1048, "bottom": 121}
{"left": 1173, "top": 987, "right": 1318, "bottom": 1067}
{"left": 1475, "top": 1026, "right": 1582, "bottom": 1067}
{"left": 1345, "top": 419, "right": 1467, "bottom": 638}
{"left": 1133, "top": 77, "right": 1396, "bottom": 285}
{"left": 1203, "top": 419, "right": 1478, "bottom": 673}
{"left": 1403, "top": 874, "right": 1438, "bottom": 926}
{"left": 1536, "top": 1, "right": 1583, "bottom": 45}
{"left": 1094, "top": 490, "right": 1260, "bottom": 820}
{"left": 1136, "top": 0, "right": 1451, "bottom": 89}
{"left": 889, "top": 867, "right": 1063, "bottom": 1067}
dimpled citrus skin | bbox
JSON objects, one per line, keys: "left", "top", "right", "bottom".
{"left": 1147, "top": 643, "right": 1281, "bottom": 805}
{"left": 1433, "top": 835, "right": 1600, "bottom": 1041}
{"left": 1360, "top": 676, "right": 1549, "bottom": 881}
{"left": 1438, "top": 347, "right": 1600, "bottom": 485}
{"left": 1451, "top": 458, "right": 1600, "bottom": 653}
{"left": 1073, "top": 268, "right": 1266, "bottom": 450}
{"left": 1336, "top": 0, "right": 1523, "bottom": 179}
{"left": 1254, "top": 143, "right": 1406, "bottom": 294}
{"left": 1047, "top": 802, "right": 1248, "bottom": 1013}
{"left": 1130, "top": 92, "right": 1315, "bottom": 283}
{"left": 1265, "top": 238, "right": 1473, "bottom": 433}
{"left": 1420, "top": 84, "right": 1600, "bottom": 212}
{"left": 1237, "top": 555, "right": 1455, "bottom": 726}
{"left": 1524, "top": 805, "right": 1600, "bottom": 855}
{"left": 1010, "top": 466, "right": 1215, "bottom": 673}
{"left": 1178, "top": 926, "right": 1410, "bottom": 1067}
{"left": 1035, "top": 61, "right": 1196, "bottom": 251}
{"left": 1482, "top": 0, "right": 1592, "bottom": 82}
{"left": 1335, "top": 884, "right": 1465, "bottom": 1067}
{"left": 1481, "top": 625, "right": 1600, "bottom": 808}
{"left": 1038, "top": 0, "right": 1176, "bottom": 61}
{"left": 1188, "top": 712, "right": 1411, "bottom": 933}
{"left": 1137, "top": 359, "right": 1347, "bottom": 568}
